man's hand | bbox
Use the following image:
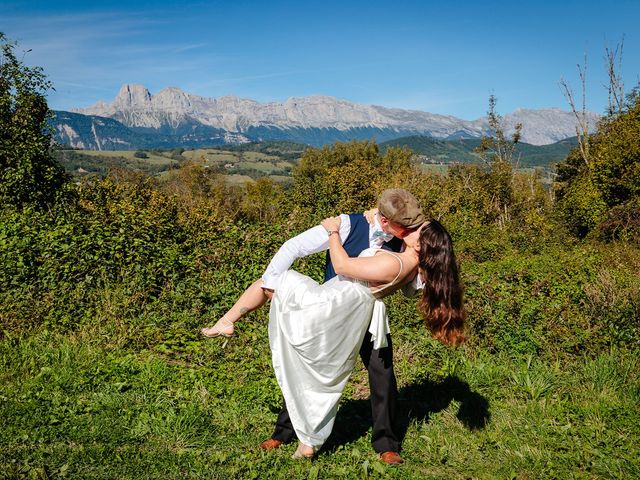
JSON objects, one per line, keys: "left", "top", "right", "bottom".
{"left": 321, "top": 216, "right": 341, "bottom": 233}
{"left": 363, "top": 208, "right": 378, "bottom": 225}
{"left": 263, "top": 288, "right": 274, "bottom": 300}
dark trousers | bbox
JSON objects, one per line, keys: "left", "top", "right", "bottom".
{"left": 270, "top": 331, "right": 400, "bottom": 453}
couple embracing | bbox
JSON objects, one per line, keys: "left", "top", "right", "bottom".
{"left": 201, "top": 189, "right": 465, "bottom": 462}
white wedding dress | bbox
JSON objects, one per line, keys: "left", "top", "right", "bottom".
{"left": 268, "top": 248, "right": 402, "bottom": 448}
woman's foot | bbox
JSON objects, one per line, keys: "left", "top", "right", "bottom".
{"left": 200, "top": 317, "right": 234, "bottom": 338}
{"left": 291, "top": 442, "right": 315, "bottom": 459}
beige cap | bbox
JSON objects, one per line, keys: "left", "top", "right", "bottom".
{"left": 378, "top": 188, "right": 425, "bottom": 229}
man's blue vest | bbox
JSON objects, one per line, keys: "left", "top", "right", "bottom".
{"left": 324, "top": 213, "right": 403, "bottom": 282}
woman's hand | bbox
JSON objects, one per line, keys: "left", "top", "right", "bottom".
{"left": 321, "top": 216, "right": 341, "bottom": 233}
{"left": 363, "top": 207, "right": 378, "bottom": 225}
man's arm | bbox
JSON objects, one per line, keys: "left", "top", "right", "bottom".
{"left": 261, "top": 214, "right": 351, "bottom": 289}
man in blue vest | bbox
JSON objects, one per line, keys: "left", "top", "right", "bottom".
{"left": 259, "top": 188, "right": 425, "bottom": 465}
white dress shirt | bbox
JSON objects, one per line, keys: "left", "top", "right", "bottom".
{"left": 261, "top": 213, "right": 423, "bottom": 292}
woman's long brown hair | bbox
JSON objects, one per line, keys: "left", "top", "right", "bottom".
{"left": 418, "top": 220, "right": 465, "bottom": 346}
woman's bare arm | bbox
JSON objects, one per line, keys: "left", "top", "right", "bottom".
{"left": 321, "top": 216, "right": 402, "bottom": 284}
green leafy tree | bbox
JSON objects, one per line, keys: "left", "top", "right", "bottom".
{"left": 291, "top": 140, "right": 414, "bottom": 220}
{"left": 241, "top": 177, "right": 287, "bottom": 223}
{"left": 474, "top": 95, "right": 523, "bottom": 228}
{"left": 556, "top": 93, "right": 640, "bottom": 239}
{"left": 0, "top": 33, "right": 67, "bottom": 208}
{"left": 591, "top": 95, "right": 640, "bottom": 206}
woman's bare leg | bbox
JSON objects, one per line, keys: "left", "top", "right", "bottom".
{"left": 201, "top": 279, "right": 270, "bottom": 337}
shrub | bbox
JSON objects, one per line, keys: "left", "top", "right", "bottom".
{"left": 555, "top": 95, "right": 640, "bottom": 238}
{"left": 291, "top": 141, "right": 414, "bottom": 218}
{"left": 598, "top": 199, "right": 640, "bottom": 242}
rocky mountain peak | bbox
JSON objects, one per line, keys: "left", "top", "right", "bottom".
{"left": 153, "top": 86, "right": 195, "bottom": 110}
{"left": 113, "top": 84, "right": 152, "bottom": 109}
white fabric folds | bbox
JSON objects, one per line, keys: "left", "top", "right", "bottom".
{"left": 268, "top": 270, "right": 375, "bottom": 448}
{"left": 368, "top": 299, "right": 390, "bottom": 350}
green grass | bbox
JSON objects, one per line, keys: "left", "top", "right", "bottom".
{"left": 181, "top": 149, "right": 288, "bottom": 166}
{"left": 2, "top": 320, "right": 638, "bottom": 479}
{"left": 53, "top": 149, "right": 178, "bottom": 178}
{"left": 222, "top": 172, "right": 292, "bottom": 184}
{"left": 54, "top": 147, "right": 296, "bottom": 182}
{"left": 180, "top": 149, "right": 295, "bottom": 178}
{"left": 78, "top": 150, "right": 176, "bottom": 167}
{"left": 181, "top": 150, "right": 238, "bottom": 164}
{"left": 418, "top": 164, "right": 449, "bottom": 175}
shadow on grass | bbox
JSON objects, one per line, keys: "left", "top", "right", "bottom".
{"left": 323, "top": 376, "right": 490, "bottom": 453}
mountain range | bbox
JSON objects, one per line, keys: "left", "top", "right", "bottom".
{"left": 50, "top": 83, "right": 600, "bottom": 150}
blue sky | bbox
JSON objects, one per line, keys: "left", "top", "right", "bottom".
{"left": 2, "top": 0, "right": 639, "bottom": 119}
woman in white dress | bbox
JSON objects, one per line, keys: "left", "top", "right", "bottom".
{"left": 202, "top": 217, "right": 465, "bottom": 458}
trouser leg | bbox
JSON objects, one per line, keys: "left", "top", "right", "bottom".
{"left": 360, "top": 331, "right": 400, "bottom": 453}
{"left": 271, "top": 405, "right": 296, "bottom": 443}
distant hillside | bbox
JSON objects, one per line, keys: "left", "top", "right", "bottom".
{"left": 379, "top": 135, "right": 578, "bottom": 168}
{"left": 51, "top": 111, "right": 176, "bottom": 150}
{"left": 209, "top": 140, "right": 309, "bottom": 162}
{"left": 52, "top": 143, "right": 301, "bottom": 181}
{"left": 51, "top": 111, "right": 247, "bottom": 151}
{"left": 52, "top": 148, "right": 178, "bottom": 177}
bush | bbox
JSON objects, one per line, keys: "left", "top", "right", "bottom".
{"left": 291, "top": 141, "right": 414, "bottom": 219}
{"left": 598, "top": 199, "right": 640, "bottom": 242}
{"left": 556, "top": 173, "right": 608, "bottom": 238}
{"left": 461, "top": 243, "right": 640, "bottom": 355}
{"left": 555, "top": 95, "right": 640, "bottom": 238}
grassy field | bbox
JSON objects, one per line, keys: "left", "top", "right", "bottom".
{"left": 181, "top": 149, "right": 294, "bottom": 177}
{"left": 53, "top": 149, "right": 178, "bottom": 178}
{"left": 58, "top": 147, "right": 557, "bottom": 186}
{"left": 78, "top": 150, "right": 177, "bottom": 167}
{"left": 418, "top": 164, "right": 450, "bottom": 175}
{"left": 55, "top": 148, "right": 297, "bottom": 182}
{"left": 2, "top": 316, "right": 638, "bottom": 479}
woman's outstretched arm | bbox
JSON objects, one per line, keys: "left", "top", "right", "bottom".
{"left": 321, "top": 216, "right": 403, "bottom": 284}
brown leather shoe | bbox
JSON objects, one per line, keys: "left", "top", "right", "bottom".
{"left": 259, "top": 438, "right": 283, "bottom": 450}
{"left": 380, "top": 451, "right": 404, "bottom": 465}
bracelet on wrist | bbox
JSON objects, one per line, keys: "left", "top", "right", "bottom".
{"left": 326, "top": 230, "right": 339, "bottom": 237}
